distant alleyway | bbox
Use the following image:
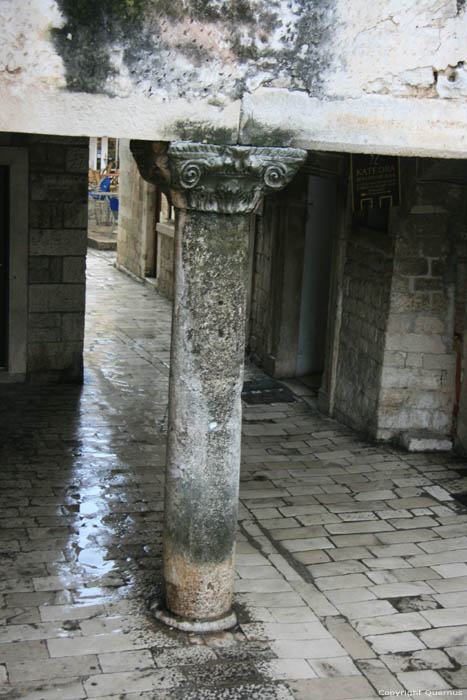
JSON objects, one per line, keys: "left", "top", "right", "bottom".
{"left": 0, "top": 249, "right": 466, "bottom": 698}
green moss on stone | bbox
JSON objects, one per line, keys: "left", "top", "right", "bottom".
{"left": 239, "top": 118, "right": 295, "bottom": 148}
{"left": 172, "top": 122, "right": 236, "bottom": 146}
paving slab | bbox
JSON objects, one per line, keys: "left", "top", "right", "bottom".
{"left": 441, "top": 666, "right": 467, "bottom": 689}
{"left": 381, "top": 649, "right": 454, "bottom": 673}
{"left": 396, "top": 669, "right": 451, "bottom": 691}
{"left": 365, "top": 632, "right": 426, "bottom": 654}
{"left": 419, "top": 625, "right": 467, "bottom": 648}
{"left": 288, "top": 676, "right": 378, "bottom": 700}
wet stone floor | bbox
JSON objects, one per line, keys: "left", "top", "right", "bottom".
{"left": 1, "top": 249, "right": 467, "bottom": 699}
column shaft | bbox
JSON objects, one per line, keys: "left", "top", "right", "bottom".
{"left": 130, "top": 140, "right": 307, "bottom": 630}
{"left": 163, "top": 209, "right": 250, "bottom": 621}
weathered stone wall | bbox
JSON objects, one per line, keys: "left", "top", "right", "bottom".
{"left": 155, "top": 222, "right": 175, "bottom": 300}
{"left": 0, "top": 133, "right": 87, "bottom": 382}
{"left": 0, "top": 2, "right": 466, "bottom": 158}
{"left": 117, "top": 139, "right": 157, "bottom": 279}
{"left": 117, "top": 140, "right": 175, "bottom": 297}
{"left": 248, "top": 203, "right": 275, "bottom": 369}
{"left": 5, "top": 0, "right": 466, "bottom": 104}
{"left": 333, "top": 226, "right": 394, "bottom": 436}
{"left": 376, "top": 161, "right": 464, "bottom": 439}
{"left": 27, "top": 135, "right": 88, "bottom": 382}
{"left": 458, "top": 339, "right": 467, "bottom": 451}
{"left": 332, "top": 158, "right": 467, "bottom": 443}
{"left": 456, "top": 224, "right": 467, "bottom": 451}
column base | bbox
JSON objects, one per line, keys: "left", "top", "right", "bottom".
{"left": 150, "top": 601, "right": 237, "bottom": 633}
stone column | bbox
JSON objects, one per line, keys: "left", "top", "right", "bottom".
{"left": 132, "top": 141, "right": 306, "bottom": 632}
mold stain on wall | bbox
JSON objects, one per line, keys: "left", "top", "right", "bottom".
{"left": 52, "top": 0, "right": 335, "bottom": 100}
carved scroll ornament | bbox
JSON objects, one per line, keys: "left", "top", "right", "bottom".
{"left": 167, "top": 142, "right": 307, "bottom": 214}
{"left": 131, "top": 141, "right": 307, "bottom": 215}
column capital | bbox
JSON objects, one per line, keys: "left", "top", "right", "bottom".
{"left": 131, "top": 141, "right": 307, "bottom": 214}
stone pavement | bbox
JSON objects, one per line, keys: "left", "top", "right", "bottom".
{"left": 1, "top": 249, "right": 467, "bottom": 699}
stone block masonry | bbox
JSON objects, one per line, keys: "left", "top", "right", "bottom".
{"left": 116, "top": 141, "right": 175, "bottom": 299}
{"left": 453, "top": 199, "right": 467, "bottom": 453}
{"left": 376, "top": 160, "right": 463, "bottom": 441}
{"left": 154, "top": 221, "right": 175, "bottom": 300}
{"left": 116, "top": 139, "right": 157, "bottom": 283}
{"left": 27, "top": 135, "right": 88, "bottom": 382}
{"left": 334, "top": 226, "right": 394, "bottom": 437}
{"left": 333, "top": 156, "right": 467, "bottom": 446}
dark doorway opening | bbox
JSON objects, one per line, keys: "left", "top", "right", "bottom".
{"left": 0, "top": 166, "right": 9, "bottom": 369}
{"left": 296, "top": 173, "right": 337, "bottom": 379}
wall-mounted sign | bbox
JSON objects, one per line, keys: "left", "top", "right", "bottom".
{"left": 351, "top": 154, "right": 400, "bottom": 211}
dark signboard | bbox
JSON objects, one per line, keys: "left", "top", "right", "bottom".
{"left": 351, "top": 154, "right": 400, "bottom": 211}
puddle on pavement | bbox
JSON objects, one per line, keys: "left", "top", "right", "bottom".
{"left": 73, "top": 585, "right": 116, "bottom": 602}
{"left": 79, "top": 499, "right": 106, "bottom": 515}
{"left": 78, "top": 548, "right": 115, "bottom": 573}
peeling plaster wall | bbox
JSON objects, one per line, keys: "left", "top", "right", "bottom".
{"left": 0, "top": 1, "right": 66, "bottom": 92}
{"left": 326, "top": 0, "right": 467, "bottom": 100}
{"left": 0, "top": 1, "right": 466, "bottom": 156}
{"left": 51, "top": 0, "right": 335, "bottom": 100}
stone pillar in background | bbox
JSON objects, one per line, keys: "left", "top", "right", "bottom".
{"left": 132, "top": 141, "right": 306, "bottom": 631}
